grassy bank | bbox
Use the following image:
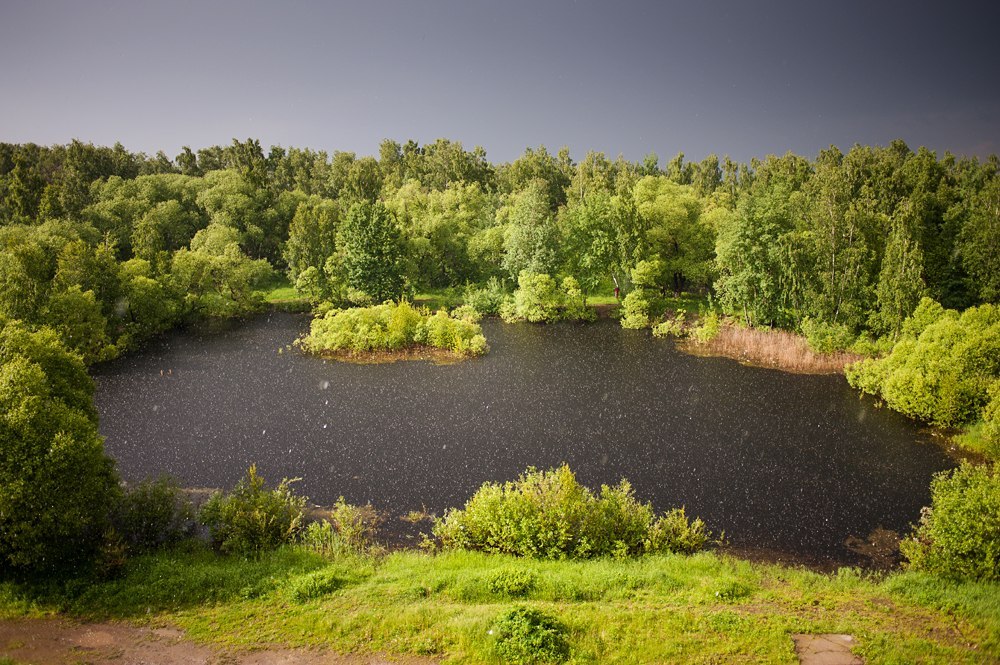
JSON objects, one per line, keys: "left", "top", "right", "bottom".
{"left": 2, "top": 545, "right": 998, "bottom": 663}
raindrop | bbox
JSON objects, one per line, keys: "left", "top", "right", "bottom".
{"left": 319, "top": 380, "right": 330, "bottom": 390}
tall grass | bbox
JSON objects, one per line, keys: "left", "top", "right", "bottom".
{"left": 682, "top": 323, "right": 863, "bottom": 374}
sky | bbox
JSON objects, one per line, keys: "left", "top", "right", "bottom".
{"left": 1, "top": 0, "right": 998, "bottom": 164}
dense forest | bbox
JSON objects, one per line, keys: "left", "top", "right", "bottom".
{"left": 2, "top": 138, "right": 997, "bottom": 349}
{"left": 1, "top": 137, "right": 999, "bottom": 576}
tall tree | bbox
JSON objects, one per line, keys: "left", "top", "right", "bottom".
{"left": 339, "top": 201, "right": 405, "bottom": 303}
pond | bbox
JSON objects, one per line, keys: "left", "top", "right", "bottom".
{"left": 93, "top": 312, "right": 954, "bottom": 566}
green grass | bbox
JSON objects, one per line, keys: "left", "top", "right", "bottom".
{"left": 2, "top": 544, "right": 998, "bottom": 663}
{"left": 258, "top": 275, "right": 311, "bottom": 311}
{"left": 414, "top": 287, "right": 465, "bottom": 311}
{"left": 952, "top": 421, "right": 1000, "bottom": 461}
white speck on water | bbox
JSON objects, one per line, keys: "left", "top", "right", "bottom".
{"left": 319, "top": 380, "right": 330, "bottom": 390}
{"left": 442, "top": 444, "right": 447, "bottom": 449}
{"left": 323, "top": 424, "right": 328, "bottom": 429}
{"left": 262, "top": 430, "right": 266, "bottom": 435}
{"left": 152, "top": 405, "right": 159, "bottom": 412}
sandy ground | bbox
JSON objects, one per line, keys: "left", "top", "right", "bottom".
{"left": 0, "top": 618, "right": 438, "bottom": 665}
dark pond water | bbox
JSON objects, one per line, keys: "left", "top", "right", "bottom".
{"left": 93, "top": 312, "right": 954, "bottom": 565}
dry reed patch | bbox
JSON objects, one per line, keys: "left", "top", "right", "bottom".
{"left": 679, "top": 325, "right": 862, "bottom": 374}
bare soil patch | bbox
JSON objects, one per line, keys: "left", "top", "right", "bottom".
{"left": 0, "top": 618, "right": 438, "bottom": 665}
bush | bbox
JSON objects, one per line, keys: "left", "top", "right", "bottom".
{"left": 491, "top": 606, "right": 570, "bottom": 664}
{"left": 501, "top": 272, "right": 594, "bottom": 323}
{"left": 689, "top": 311, "right": 721, "bottom": 344}
{"left": 464, "top": 277, "right": 508, "bottom": 317}
{"left": 450, "top": 303, "right": 481, "bottom": 323}
{"left": 432, "top": 465, "right": 711, "bottom": 559}
{"left": 299, "top": 301, "right": 487, "bottom": 357}
{"left": 112, "top": 477, "right": 194, "bottom": 553}
{"left": 983, "top": 381, "right": 1000, "bottom": 455}
{"left": 900, "top": 463, "right": 1000, "bottom": 581}
{"left": 652, "top": 312, "right": 686, "bottom": 338}
{"left": 801, "top": 317, "right": 855, "bottom": 353}
{"left": 645, "top": 508, "right": 711, "bottom": 554}
{"left": 0, "top": 319, "right": 120, "bottom": 575}
{"left": 199, "top": 465, "right": 306, "bottom": 556}
{"left": 619, "top": 290, "right": 652, "bottom": 329}
{"left": 846, "top": 299, "right": 1000, "bottom": 427}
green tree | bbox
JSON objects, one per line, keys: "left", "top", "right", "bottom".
{"left": 0, "top": 319, "right": 119, "bottom": 573}
{"left": 872, "top": 202, "right": 926, "bottom": 337}
{"left": 340, "top": 200, "right": 405, "bottom": 303}
{"left": 958, "top": 176, "right": 1000, "bottom": 303}
{"left": 501, "top": 182, "right": 561, "bottom": 279}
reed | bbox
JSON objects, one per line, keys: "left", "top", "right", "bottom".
{"left": 681, "top": 323, "right": 862, "bottom": 374}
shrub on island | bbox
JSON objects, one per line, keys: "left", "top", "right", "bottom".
{"left": 299, "top": 301, "right": 488, "bottom": 358}
{"left": 431, "top": 464, "right": 711, "bottom": 559}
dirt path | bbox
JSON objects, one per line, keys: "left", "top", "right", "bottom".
{"left": 0, "top": 618, "right": 438, "bottom": 665}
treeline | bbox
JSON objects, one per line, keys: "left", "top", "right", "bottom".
{"left": 3, "top": 137, "right": 997, "bottom": 331}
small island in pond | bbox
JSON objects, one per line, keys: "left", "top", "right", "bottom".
{"left": 297, "top": 301, "right": 488, "bottom": 362}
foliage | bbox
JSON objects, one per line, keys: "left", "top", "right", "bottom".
{"left": 689, "top": 311, "right": 721, "bottom": 344}
{"left": 299, "top": 301, "right": 487, "bottom": 356}
{"left": 463, "top": 276, "right": 508, "bottom": 316}
{"left": 645, "top": 508, "right": 712, "bottom": 554}
{"left": 487, "top": 569, "right": 539, "bottom": 597}
{"left": 491, "top": 606, "right": 570, "bottom": 664}
{"left": 112, "top": 477, "right": 195, "bottom": 554}
{"left": 0, "top": 319, "right": 120, "bottom": 574}
{"left": 501, "top": 272, "right": 595, "bottom": 323}
{"left": 199, "top": 465, "right": 306, "bottom": 556}
{"left": 847, "top": 298, "right": 1000, "bottom": 426}
{"left": 339, "top": 200, "right": 405, "bottom": 304}
{"left": 432, "top": 465, "right": 711, "bottom": 559}
{"left": 900, "top": 464, "right": 1000, "bottom": 581}
{"left": 652, "top": 311, "right": 686, "bottom": 338}
{"left": 801, "top": 317, "right": 856, "bottom": 353}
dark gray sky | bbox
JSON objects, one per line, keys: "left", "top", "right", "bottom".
{"left": 1, "top": 0, "right": 997, "bottom": 164}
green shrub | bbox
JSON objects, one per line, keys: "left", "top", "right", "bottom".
{"left": 487, "top": 569, "right": 539, "bottom": 597}
{"left": 112, "top": 477, "right": 194, "bottom": 553}
{"left": 491, "top": 606, "right": 570, "bottom": 664}
{"left": 846, "top": 299, "right": 1000, "bottom": 427}
{"left": 0, "top": 319, "right": 120, "bottom": 575}
{"left": 689, "top": 311, "right": 721, "bottom": 344}
{"left": 645, "top": 508, "right": 711, "bottom": 554}
{"left": 451, "top": 303, "right": 481, "bottom": 323}
{"left": 501, "top": 272, "right": 594, "bottom": 323}
{"left": 432, "top": 465, "right": 711, "bottom": 559}
{"left": 199, "top": 465, "right": 305, "bottom": 556}
{"left": 560, "top": 276, "right": 596, "bottom": 322}
{"left": 983, "top": 381, "right": 1000, "bottom": 455}
{"left": 801, "top": 317, "right": 856, "bottom": 353}
{"left": 900, "top": 463, "right": 1000, "bottom": 582}
{"left": 652, "top": 312, "right": 686, "bottom": 338}
{"left": 620, "top": 290, "right": 652, "bottom": 329}
{"left": 299, "top": 301, "right": 487, "bottom": 357}
{"left": 464, "top": 277, "right": 508, "bottom": 316}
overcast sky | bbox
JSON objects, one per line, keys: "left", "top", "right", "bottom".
{"left": 1, "top": 0, "right": 997, "bottom": 164}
